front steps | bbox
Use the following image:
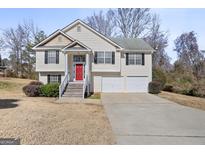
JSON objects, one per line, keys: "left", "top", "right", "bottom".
{"left": 62, "top": 82, "right": 84, "bottom": 98}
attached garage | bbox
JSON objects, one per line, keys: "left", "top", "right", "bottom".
{"left": 101, "top": 76, "right": 149, "bottom": 93}
{"left": 102, "top": 77, "right": 124, "bottom": 92}
{"left": 125, "top": 77, "right": 148, "bottom": 92}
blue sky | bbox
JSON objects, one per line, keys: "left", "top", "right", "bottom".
{"left": 0, "top": 8, "right": 205, "bottom": 63}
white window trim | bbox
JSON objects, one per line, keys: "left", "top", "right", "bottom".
{"left": 96, "top": 51, "right": 113, "bottom": 64}
{"left": 73, "top": 55, "right": 85, "bottom": 62}
{"left": 50, "top": 75, "right": 59, "bottom": 83}
{"left": 47, "top": 51, "right": 57, "bottom": 64}
{"left": 128, "top": 53, "right": 143, "bottom": 65}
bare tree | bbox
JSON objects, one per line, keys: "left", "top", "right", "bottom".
{"left": 3, "top": 26, "right": 23, "bottom": 76}
{"left": 174, "top": 31, "right": 203, "bottom": 68}
{"left": 85, "top": 10, "right": 116, "bottom": 37}
{"left": 144, "top": 14, "right": 171, "bottom": 71}
{"left": 112, "top": 8, "right": 151, "bottom": 38}
{"left": 3, "top": 21, "right": 46, "bottom": 78}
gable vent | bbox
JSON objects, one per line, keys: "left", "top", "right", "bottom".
{"left": 58, "top": 36, "right": 62, "bottom": 42}
{"left": 77, "top": 26, "right": 81, "bottom": 32}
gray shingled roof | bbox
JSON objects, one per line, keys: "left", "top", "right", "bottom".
{"left": 110, "top": 38, "right": 154, "bottom": 51}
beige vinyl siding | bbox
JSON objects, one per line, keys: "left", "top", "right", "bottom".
{"left": 39, "top": 72, "right": 65, "bottom": 84}
{"left": 36, "top": 51, "right": 66, "bottom": 72}
{"left": 64, "top": 23, "right": 120, "bottom": 72}
{"left": 121, "top": 53, "right": 152, "bottom": 81}
{"left": 42, "top": 34, "right": 72, "bottom": 47}
{"left": 91, "top": 51, "right": 120, "bottom": 72}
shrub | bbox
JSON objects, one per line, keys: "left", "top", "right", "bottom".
{"left": 23, "top": 85, "right": 41, "bottom": 97}
{"left": 40, "top": 83, "right": 59, "bottom": 97}
{"left": 185, "top": 84, "right": 205, "bottom": 98}
{"left": 197, "top": 87, "right": 205, "bottom": 98}
{"left": 29, "top": 81, "right": 43, "bottom": 85}
{"left": 180, "top": 88, "right": 199, "bottom": 97}
{"left": 172, "top": 86, "right": 183, "bottom": 94}
{"left": 148, "top": 81, "right": 161, "bottom": 94}
{"left": 152, "top": 68, "right": 167, "bottom": 89}
{"left": 163, "top": 84, "right": 174, "bottom": 92}
{"left": 187, "top": 88, "right": 199, "bottom": 96}
{"left": 22, "top": 81, "right": 43, "bottom": 97}
{"left": 5, "top": 69, "right": 17, "bottom": 78}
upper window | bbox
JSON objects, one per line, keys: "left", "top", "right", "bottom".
{"left": 96, "top": 52, "right": 105, "bottom": 64}
{"left": 45, "top": 50, "right": 59, "bottom": 64}
{"left": 105, "top": 52, "right": 112, "bottom": 64}
{"left": 94, "top": 51, "right": 115, "bottom": 64}
{"left": 48, "top": 51, "right": 57, "bottom": 64}
{"left": 126, "top": 53, "right": 144, "bottom": 65}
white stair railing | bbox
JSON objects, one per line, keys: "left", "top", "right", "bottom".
{"left": 83, "top": 74, "right": 88, "bottom": 99}
{"left": 59, "top": 72, "right": 70, "bottom": 98}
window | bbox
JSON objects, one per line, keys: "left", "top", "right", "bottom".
{"left": 135, "top": 54, "right": 143, "bottom": 65}
{"left": 45, "top": 50, "right": 59, "bottom": 64}
{"left": 105, "top": 52, "right": 112, "bottom": 64}
{"left": 50, "top": 75, "right": 59, "bottom": 83}
{"left": 48, "top": 75, "right": 61, "bottom": 83}
{"left": 48, "top": 51, "right": 56, "bottom": 64}
{"left": 95, "top": 51, "right": 115, "bottom": 64}
{"left": 96, "top": 52, "right": 105, "bottom": 64}
{"left": 73, "top": 55, "right": 85, "bottom": 62}
{"left": 126, "top": 53, "right": 144, "bottom": 65}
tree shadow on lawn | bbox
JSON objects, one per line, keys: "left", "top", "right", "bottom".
{"left": 0, "top": 99, "right": 19, "bottom": 109}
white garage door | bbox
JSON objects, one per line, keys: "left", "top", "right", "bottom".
{"left": 101, "top": 76, "right": 148, "bottom": 93}
{"left": 126, "top": 77, "right": 148, "bottom": 92}
{"left": 102, "top": 77, "right": 124, "bottom": 92}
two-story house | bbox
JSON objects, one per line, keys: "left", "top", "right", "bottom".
{"left": 32, "top": 19, "right": 154, "bottom": 98}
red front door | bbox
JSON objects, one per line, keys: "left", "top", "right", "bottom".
{"left": 75, "top": 64, "right": 83, "bottom": 80}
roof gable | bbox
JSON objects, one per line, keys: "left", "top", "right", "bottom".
{"left": 61, "top": 19, "right": 123, "bottom": 49}
{"left": 32, "top": 30, "right": 74, "bottom": 50}
{"left": 62, "top": 40, "right": 92, "bottom": 52}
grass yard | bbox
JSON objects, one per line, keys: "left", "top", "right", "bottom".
{"left": 0, "top": 77, "right": 115, "bottom": 144}
{"left": 87, "top": 93, "right": 101, "bottom": 99}
{"left": 158, "top": 91, "right": 205, "bottom": 111}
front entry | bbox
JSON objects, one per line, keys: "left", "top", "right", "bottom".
{"left": 75, "top": 64, "right": 83, "bottom": 80}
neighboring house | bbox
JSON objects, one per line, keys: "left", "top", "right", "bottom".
{"left": 32, "top": 19, "right": 154, "bottom": 98}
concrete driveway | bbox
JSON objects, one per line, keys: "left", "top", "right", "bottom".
{"left": 102, "top": 93, "right": 205, "bottom": 144}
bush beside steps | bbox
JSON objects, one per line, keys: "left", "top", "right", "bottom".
{"left": 23, "top": 81, "right": 59, "bottom": 97}
{"left": 40, "top": 83, "right": 59, "bottom": 97}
